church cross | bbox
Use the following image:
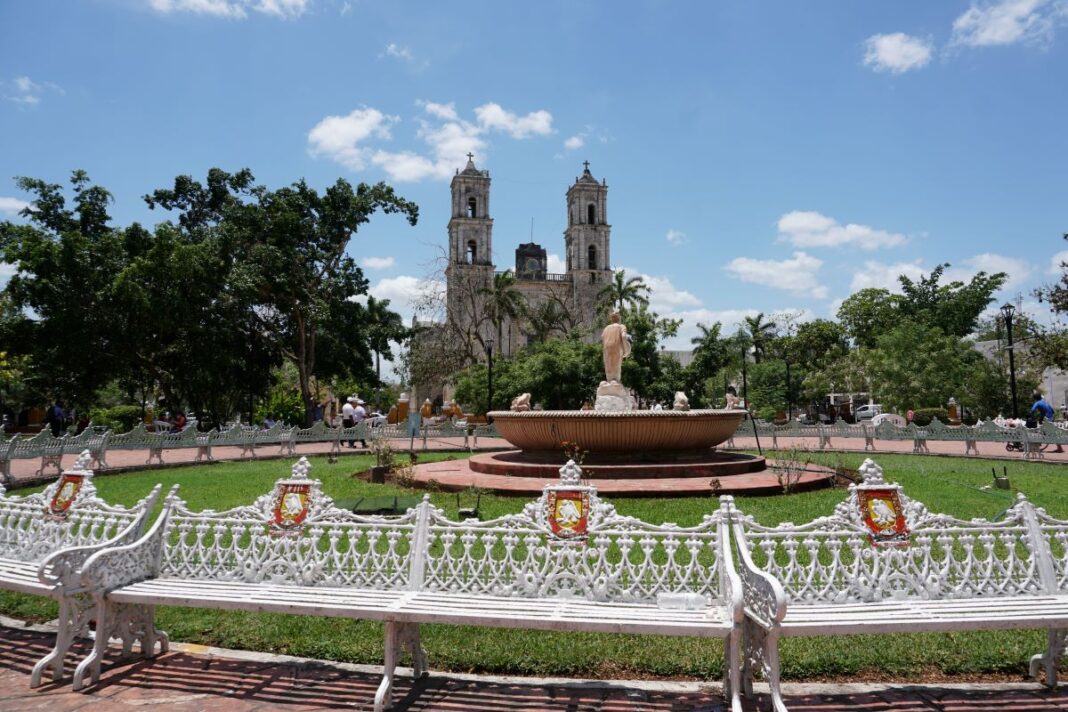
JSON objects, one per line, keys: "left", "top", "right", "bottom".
{"left": 466, "top": 152, "right": 474, "bottom": 161}
{"left": 583, "top": 160, "right": 590, "bottom": 171}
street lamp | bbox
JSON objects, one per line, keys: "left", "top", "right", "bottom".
{"left": 1001, "top": 303, "right": 1018, "bottom": 418}
{"left": 485, "top": 338, "right": 495, "bottom": 421}
{"left": 785, "top": 357, "right": 792, "bottom": 422}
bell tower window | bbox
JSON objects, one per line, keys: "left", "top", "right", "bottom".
{"left": 588, "top": 245, "right": 597, "bottom": 270}
{"left": 466, "top": 240, "right": 477, "bottom": 264}
{"left": 467, "top": 197, "right": 477, "bottom": 218}
{"left": 587, "top": 204, "right": 596, "bottom": 225}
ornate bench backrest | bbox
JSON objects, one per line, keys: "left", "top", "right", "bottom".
{"left": 733, "top": 459, "right": 1047, "bottom": 604}
{"left": 0, "top": 450, "right": 159, "bottom": 563}
{"left": 419, "top": 461, "right": 729, "bottom": 604}
{"left": 159, "top": 457, "right": 417, "bottom": 590}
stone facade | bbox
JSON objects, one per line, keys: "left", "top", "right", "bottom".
{"left": 445, "top": 157, "right": 613, "bottom": 357}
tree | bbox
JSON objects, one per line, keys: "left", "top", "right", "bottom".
{"left": 864, "top": 322, "right": 971, "bottom": 412}
{"left": 790, "top": 319, "right": 849, "bottom": 371}
{"left": 527, "top": 297, "right": 575, "bottom": 343}
{"left": 687, "top": 322, "right": 731, "bottom": 402}
{"left": 897, "top": 263, "right": 1007, "bottom": 338}
{"left": 620, "top": 303, "right": 680, "bottom": 406}
{"left": 743, "top": 312, "right": 777, "bottom": 363}
{"left": 146, "top": 169, "right": 418, "bottom": 425}
{"left": 837, "top": 288, "right": 899, "bottom": 349}
{"left": 364, "top": 295, "right": 407, "bottom": 384}
{"left": 480, "top": 269, "right": 527, "bottom": 354}
{"left": 597, "top": 270, "right": 650, "bottom": 314}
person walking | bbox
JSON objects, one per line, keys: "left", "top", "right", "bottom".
{"left": 353, "top": 398, "right": 368, "bottom": 449}
{"left": 46, "top": 399, "right": 66, "bottom": 437}
{"left": 342, "top": 396, "right": 357, "bottom": 448}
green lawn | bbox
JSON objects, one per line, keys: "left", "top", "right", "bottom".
{"left": 3, "top": 450, "right": 1067, "bottom": 681}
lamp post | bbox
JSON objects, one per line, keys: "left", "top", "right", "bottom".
{"left": 785, "top": 358, "right": 792, "bottom": 422}
{"left": 1001, "top": 303, "right": 1018, "bottom": 418}
{"left": 485, "top": 338, "right": 495, "bottom": 422}
{"left": 741, "top": 347, "right": 748, "bottom": 409}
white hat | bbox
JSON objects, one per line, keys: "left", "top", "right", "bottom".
{"left": 346, "top": 396, "right": 356, "bottom": 403}
{"left": 356, "top": 399, "right": 365, "bottom": 405}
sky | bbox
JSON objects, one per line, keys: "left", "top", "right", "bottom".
{"left": 1, "top": 0, "right": 1067, "bottom": 351}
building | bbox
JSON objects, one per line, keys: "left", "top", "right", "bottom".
{"left": 444, "top": 156, "right": 614, "bottom": 356}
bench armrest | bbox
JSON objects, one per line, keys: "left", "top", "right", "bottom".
{"left": 79, "top": 486, "right": 178, "bottom": 598}
{"left": 731, "top": 520, "right": 787, "bottom": 628}
{"left": 37, "top": 484, "right": 166, "bottom": 590}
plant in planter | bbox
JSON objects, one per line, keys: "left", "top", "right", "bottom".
{"left": 368, "top": 432, "right": 394, "bottom": 484}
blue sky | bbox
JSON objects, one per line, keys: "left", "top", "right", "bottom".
{"left": 1, "top": 0, "right": 1066, "bottom": 349}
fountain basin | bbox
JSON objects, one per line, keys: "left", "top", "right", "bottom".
{"left": 486, "top": 409, "right": 746, "bottom": 453}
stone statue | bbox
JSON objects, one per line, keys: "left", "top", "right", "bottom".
{"left": 725, "top": 392, "right": 741, "bottom": 409}
{"left": 510, "top": 393, "right": 531, "bottom": 412}
{"left": 601, "top": 312, "right": 631, "bottom": 384}
{"left": 673, "top": 391, "right": 690, "bottom": 411}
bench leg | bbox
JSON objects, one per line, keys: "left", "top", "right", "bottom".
{"left": 743, "top": 618, "right": 787, "bottom": 712}
{"left": 74, "top": 602, "right": 168, "bottom": 691}
{"left": 1030, "top": 629, "right": 1067, "bottom": 688}
{"left": 723, "top": 628, "right": 743, "bottom": 712}
{"left": 374, "top": 621, "right": 401, "bottom": 712}
{"left": 400, "top": 622, "right": 428, "bottom": 678}
{"left": 31, "top": 595, "right": 93, "bottom": 687}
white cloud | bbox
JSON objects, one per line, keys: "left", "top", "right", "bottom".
{"left": 546, "top": 253, "right": 566, "bottom": 273}
{"left": 955, "top": 253, "right": 1032, "bottom": 289}
{"left": 863, "top": 32, "right": 934, "bottom": 73}
{"left": 950, "top": 0, "right": 1068, "bottom": 48}
{"left": 3, "top": 75, "right": 63, "bottom": 107}
{"left": 1049, "top": 250, "right": 1068, "bottom": 275}
{"left": 851, "top": 254, "right": 1031, "bottom": 294}
{"left": 850, "top": 259, "right": 927, "bottom": 291}
{"left": 665, "top": 229, "right": 687, "bottom": 246}
{"left": 360, "top": 256, "right": 395, "bottom": 270}
{"left": 778, "top": 210, "right": 907, "bottom": 250}
{"left": 380, "top": 43, "right": 427, "bottom": 68}
{"left": 306, "top": 107, "right": 397, "bottom": 171}
{"left": 620, "top": 267, "right": 703, "bottom": 312}
{"left": 661, "top": 307, "right": 817, "bottom": 351}
{"left": 364, "top": 275, "right": 444, "bottom": 324}
{"left": 148, "top": 0, "right": 308, "bottom": 18}
{"left": 0, "top": 197, "right": 30, "bottom": 215}
{"left": 309, "top": 101, "right": 554, "bottom": 182}
{"left": 563, "top": 135, "right": 584, "bottom": 151}
{"left": 473, "top": 103, "right": 553, "bottom": 139}
{"left": 725, "top": 251, "right": 828, "bottom": 299}
{"left": 340, "top": 1, "right": 351, "bottom": 15}
{"left": 0, "top": 263, "right": 16, "bottom": 289}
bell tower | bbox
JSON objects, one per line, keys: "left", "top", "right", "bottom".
{"left": 447, "top": 153, "right": 493, "bottom": 268}
{"left": 565, "top": 162, "right": 611, "bottom": 322}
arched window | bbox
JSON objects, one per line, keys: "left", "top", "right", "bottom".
{"left": 588, "top": 244, "right": 597, "bottom": 270}
{"left": 467, "top": 197, "right": 477, "bottom": 218}
{"left": 466, "top": 240, "right": 477, "bottom": 264}
{"left": 587, "top": 204, "right": 596, "bottom": 225}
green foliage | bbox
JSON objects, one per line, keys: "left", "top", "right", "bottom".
{"left": 596, "top": 270, "right": 650, "bottom": 315}
{"left": 836, "top": 288, "right": 900, "bottom": 349}
{"left": 620, "top": 303, "right": 681, "bottom": 406}
{"left": 253, "top": 368, "right": 305, "bottom": 426}
{"left": 87, "top": 404, "right": 144, "bottom": 432}
{"left": 910, "top": 407, "right": 949, "bottom": 426}
{"left": 480, "top": 270, "right": 527, "bottom": 347}
{"left": 790, "top": 319, "right": 849, "bottom": 370}
{"left": 742, "top": 312, "right": 777, "bottom": 363}
{"left": 864, "top": 321, "right": 970, "bottom": 412}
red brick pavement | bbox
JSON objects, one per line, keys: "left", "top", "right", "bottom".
{"left": 3, "top": 624, "right": 1068, "bottom": 711}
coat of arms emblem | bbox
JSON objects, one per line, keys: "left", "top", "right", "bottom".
{"left": 271, "top": 483, "right": 311, "bottom": 534}
{"left": 546, "top": 488, "right": 590, "bottom": 541}
{"left": 48, "top": 474, "right": 84, "bottom": 519}
{"left": 857, "top": 487, "right": 909, "bottom": 547}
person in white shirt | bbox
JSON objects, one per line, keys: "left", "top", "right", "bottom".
{"left": 342, "top": 396, "right": 357, "bottom": 448}
{"left": 353, "top": 398, "right": 368, "bottom": 448}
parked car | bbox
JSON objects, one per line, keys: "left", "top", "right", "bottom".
{"left": 855, "top": 404, "right": 883, "bottom": 421}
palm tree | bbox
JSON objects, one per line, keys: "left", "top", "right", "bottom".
{"left": 528, "top": 299, "right": 570, "bottom": 343}
{"left": 597, "top": 270, "right": 651, "bottom": 314}
{"left": 365, "top": 296, "right": 406, "bottom": 383}
{"left": 743, "top": 312, "right": 777, "bottom": 364}
{"left": 480, "top": 270, "right": 527, "bottom": 354}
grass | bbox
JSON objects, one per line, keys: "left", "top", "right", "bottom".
{"left": 3, "top": 449, "right": 1068, "bottom": 681}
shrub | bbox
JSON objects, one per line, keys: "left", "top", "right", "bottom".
{"left": 88, "top": 404, "right": 145, "bottom": 432}
{"left": 911, "top": 407, "right": 949, "bottom": 426}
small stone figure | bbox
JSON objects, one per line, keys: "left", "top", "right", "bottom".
{"left": 673, "top": 391, "right": 690, "bottom": 411}
{"left": 510, "top": 393, "right": 532, "bottom": 412}
{"left": 725, "top": 392, "right": 741, "bottom": 409}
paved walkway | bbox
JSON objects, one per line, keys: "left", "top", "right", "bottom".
{"left": 1, "top": 623, "right": 1066, "bottom": 711}
{"left": 727, "top": 435, "right": 1068, "bottom": 463}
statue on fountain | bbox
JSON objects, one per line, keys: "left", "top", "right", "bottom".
{"left": 595, "top": 312, "right": 635, "bottom": 411}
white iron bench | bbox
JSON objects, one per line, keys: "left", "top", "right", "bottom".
{"left": 78, "top": 457, "right": 745, "bottom": 711}
{"left": 0, "top": 450, "right": 163, "bottom": 687}
{"left": 729, "top": 457, "right": 1068, "bottom": 712}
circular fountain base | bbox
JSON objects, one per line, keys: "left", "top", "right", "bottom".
{"left": 412, "top": 453, "right": 836, "bottom": 497}
{"left": 469, "top": 449, "right": 766, "bottom": 479}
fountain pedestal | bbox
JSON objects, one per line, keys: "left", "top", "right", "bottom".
{"left": 594, "top": 381, "right": 634, "bottom": 412}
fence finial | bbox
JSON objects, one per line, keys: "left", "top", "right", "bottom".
{"left": 291, "top": 456, "right": 312, "bottom": 480}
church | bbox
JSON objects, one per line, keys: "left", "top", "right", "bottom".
{"left": 444, "top": 155, "right": 614, "bottom": 357}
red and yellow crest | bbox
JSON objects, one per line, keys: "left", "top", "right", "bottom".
{"left": 48, "top": 474, "right": 84, "bottom": 519}
{"left": 857, "top": 487, "right": 909, "bottom": 547}
{"left": 547, "top": 488, "right": 590, "bottom": 541}
{"left": 271, "top": 483, "right": 311, "bottom": 534}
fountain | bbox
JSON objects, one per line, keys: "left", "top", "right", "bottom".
{"left": 415, "top": 314, "right": 835, "bottom": 496}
